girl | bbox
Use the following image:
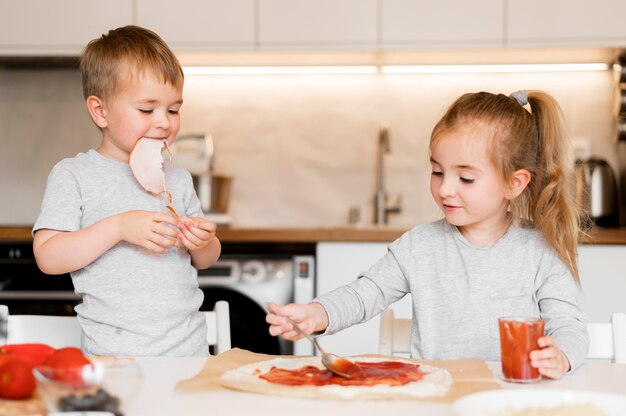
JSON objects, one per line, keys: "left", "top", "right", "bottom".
{"left": 267, "top": 90, "right": 589, "bottom": 379}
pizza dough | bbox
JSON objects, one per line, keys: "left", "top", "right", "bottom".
{"left": 219, "top": 355, "right": 452, "bottom": 400}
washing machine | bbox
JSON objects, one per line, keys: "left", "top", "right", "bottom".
{"left": 197, "top": 254, "right": 315, "bottom": 356}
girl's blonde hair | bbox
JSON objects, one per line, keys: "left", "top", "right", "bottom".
{"left": 430, "top": 91, "right": 582, "bottom": 284}
{"left": 80, "top": 25, "right": 183, "bottom": 101}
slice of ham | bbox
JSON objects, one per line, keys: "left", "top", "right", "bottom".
{"left": 129, "top": 137, "right": 179, "bottom": 217}
{"left": 129, "top": 137, "right": 168, "bottom": 195}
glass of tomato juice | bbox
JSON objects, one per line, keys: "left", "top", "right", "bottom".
{"left": 498, "top": 316, "right": 545, "bottom": 383}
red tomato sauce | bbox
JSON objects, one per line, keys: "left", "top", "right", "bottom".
{"left": 499, "top": 318, "right": 545, "bottom": 382}
{"left": 259, "top": 361, "right": 426, "bottom": 387}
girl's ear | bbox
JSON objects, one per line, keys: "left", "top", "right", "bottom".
{"left": 506, "top": 169, "right": 531, "bottom": 200}
{"left": 85, "top": 96, "right": 108, "bottom": 128}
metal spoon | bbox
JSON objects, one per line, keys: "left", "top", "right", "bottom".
{"left": 283, "top": 316, "right": 362, "bottom": 379}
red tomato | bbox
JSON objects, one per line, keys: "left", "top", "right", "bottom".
{"left": 42, "top": 347, "right": 91, "bottom": 383}
{"left": 0, "top": 354, "right": 11, "bottom": 368}
{"left": 1, "top": 343, "right": 54, "bottom": 367}
{"left": 43, "top": 347, "right": 89, "bottom": 367}
{"left": 0, "top": 358, "right": 36, "bottom": 399}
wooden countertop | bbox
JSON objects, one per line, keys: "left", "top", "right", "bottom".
{"left": 2, "top": 225, "right": 626, "bottom": 244}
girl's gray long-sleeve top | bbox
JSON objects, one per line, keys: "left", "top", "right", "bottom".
{"left": 316, "top": 219, "right": 589, "bottom": 371}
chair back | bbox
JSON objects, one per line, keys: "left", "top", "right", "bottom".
{"left": 587, "top": 312, "right": 626, "bottom": 364}
{"left": 378, "top": 308, "right": 411, "bottom": 356}
{"left": 1, "top": 301, "right": 233, "bottom": 354}
{"left": 6, "top": 313, "right": 81, "bottom": 348}
{"left": 204, "top": 300, "right": 231, "bottom": 355}
{"left": 379, "top": 308, "right": 626, "bottom": 364}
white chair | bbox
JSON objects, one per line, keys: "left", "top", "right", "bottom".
{"left": 1, "top": 305, "right": 82, "bottom": 348}
{"left": 1, "top": 302, "right": 232, "bottom": 355}
{"left": 204, "top": 300, "right": 231, "bottom": 355}
{"left": 378, "top": 308, "right": 411, "bottom": 356}
{"left": 587, "top": 312, "right": 626, "bottom": 363}
{"left": 379, "top": 308, "right": 626, "bottom": 364}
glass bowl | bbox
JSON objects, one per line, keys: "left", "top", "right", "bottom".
{"left": 33, "top": 358, "right": 142, "bottom": 415}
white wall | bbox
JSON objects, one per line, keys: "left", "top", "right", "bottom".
{"left": 0, "top": 70, "right": 99, "bottom": 224}
{"left": 0, "top": 68, "right": 620, "bottom": 227}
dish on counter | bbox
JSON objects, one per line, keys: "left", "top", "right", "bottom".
{"left": 452, "top": 388, "right": 626, "bottom": 416}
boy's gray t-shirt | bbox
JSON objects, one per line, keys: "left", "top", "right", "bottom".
{"left": 33, "top": 149, "right": 207, "bottom": 356}
{"left": 316, "top": 219, "right": 589, "bottom": 371}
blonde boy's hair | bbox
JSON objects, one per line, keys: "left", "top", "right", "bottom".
{"left": 430, "top": 91, "right": 583, "bottom": 284}
{"left": 79, "top": 25, "right": 183, "bottom": 101}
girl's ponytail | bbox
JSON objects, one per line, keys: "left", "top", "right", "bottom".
{"left": 526, "top": 91, "right": 581, "bottom": 284}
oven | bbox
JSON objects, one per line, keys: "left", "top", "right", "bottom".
{"left": 197, "top": 243, "right": 316, "bottom": 356}
{"left": 0, "top": 241, "right": 80, "bottom": 316}
{"left": 0, "top": 241, "right": 315, "bottom": 356}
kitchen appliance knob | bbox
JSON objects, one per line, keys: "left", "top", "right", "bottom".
{"left": 241, "top": 260, "right": 266, "bottom": 283}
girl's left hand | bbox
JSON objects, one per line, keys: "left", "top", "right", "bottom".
{"left": 529, "top": 336, "right": 571, "bottom": 379}
{"left": 177, "top": 217, "right": 217, "bottom": 251}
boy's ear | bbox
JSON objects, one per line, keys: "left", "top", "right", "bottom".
{"left": 85, "top": 96, "right": 108, "bottom": 128}
{"left": 506, "top": 168, "right": 531, "bottom": 200}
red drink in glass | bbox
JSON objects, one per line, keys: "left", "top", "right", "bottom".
{"left": 498, "top": 317, "right": 545, "bottom": 383}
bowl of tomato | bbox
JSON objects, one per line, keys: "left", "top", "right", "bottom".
{"left": 33, "top": 349, "right": 141, "bottom": 416}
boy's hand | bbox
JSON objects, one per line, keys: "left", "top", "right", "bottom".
{"left": 176, "top": 217, "right": 217, "bottom": 252}
{"left": 118, "top": 210, "right": 179, "bottom": 253}
{"left": 530, "top": 336, "right": 571, "bottom": 379}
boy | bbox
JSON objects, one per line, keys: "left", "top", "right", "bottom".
{"left": 33, "top": 26, "right": 221, "bottom": 356}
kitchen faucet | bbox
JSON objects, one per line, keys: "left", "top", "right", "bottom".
{"left": 374, "top": 126, "right": 402, "bottom": 225}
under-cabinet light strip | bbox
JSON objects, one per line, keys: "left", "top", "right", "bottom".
{"left": 182, "top": 66, "right": 377, "bottom": 75}
{"left": 381, "top": 63, "right": 610, "bottom": 74}
{"left": 182, "top": 63, "right": 610, "bottom": 76}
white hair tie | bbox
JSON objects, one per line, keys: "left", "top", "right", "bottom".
{"left": 510, "top": 90, "right": 528, "bottom": 106}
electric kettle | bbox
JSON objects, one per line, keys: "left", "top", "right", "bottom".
{"left": 575, "top": 157, "right": 619, "bottom": 227}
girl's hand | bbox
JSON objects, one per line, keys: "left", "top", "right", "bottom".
{"left": 530, "top": 336, "right": 571, "bottom": 379}
{"left": 266, "top": 302, "right": 329, "bottom": 341}
{"left": 118, "top": 210, "right": 179, "bottom": 253}
{"left": 176, "top": 217, "right": 217, "bottom": 252}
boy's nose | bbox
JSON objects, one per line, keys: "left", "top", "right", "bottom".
{"left": 154, "top": 111, "right": 170, "bottom": 130}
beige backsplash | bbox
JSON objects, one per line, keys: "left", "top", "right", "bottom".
{"left": 0, "top": 67, "right": 620, "bottom": 227}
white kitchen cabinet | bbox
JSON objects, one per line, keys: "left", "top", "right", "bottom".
{"left": 381, "top": 0, "right": 503, "bottom": 48}
{"left": 0, "top": 0, "right": 133, "bottom": 56}
{"left": 315, "top": 242, "right": 412, "bottom": 357}
{"left": 136, "top": 0, "right": 255, "bottom": 51}
{"left": 578, "top": 245, "right": 626, "bottom": 323}
{"left": 3, "top": 0, "right": 626, "bottom": 56}
{"left": 316, "top": 242, "right": 626, "bottom": 357}
{"left": 507, "top": 0, "right": 626, "bottom": 47}
{"left": 258, "top": 0, "right": 377, "bottom": 49}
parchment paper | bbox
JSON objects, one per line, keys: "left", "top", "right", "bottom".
{"left": 0, "top": 394, "right": 46, "bottom": 416}
{"left": 176, "top": 348, "right": 501, "bottom": 403}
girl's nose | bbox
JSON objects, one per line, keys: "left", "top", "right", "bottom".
{"left": 438, "top": 178, "right": 456, "bottom": 198}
